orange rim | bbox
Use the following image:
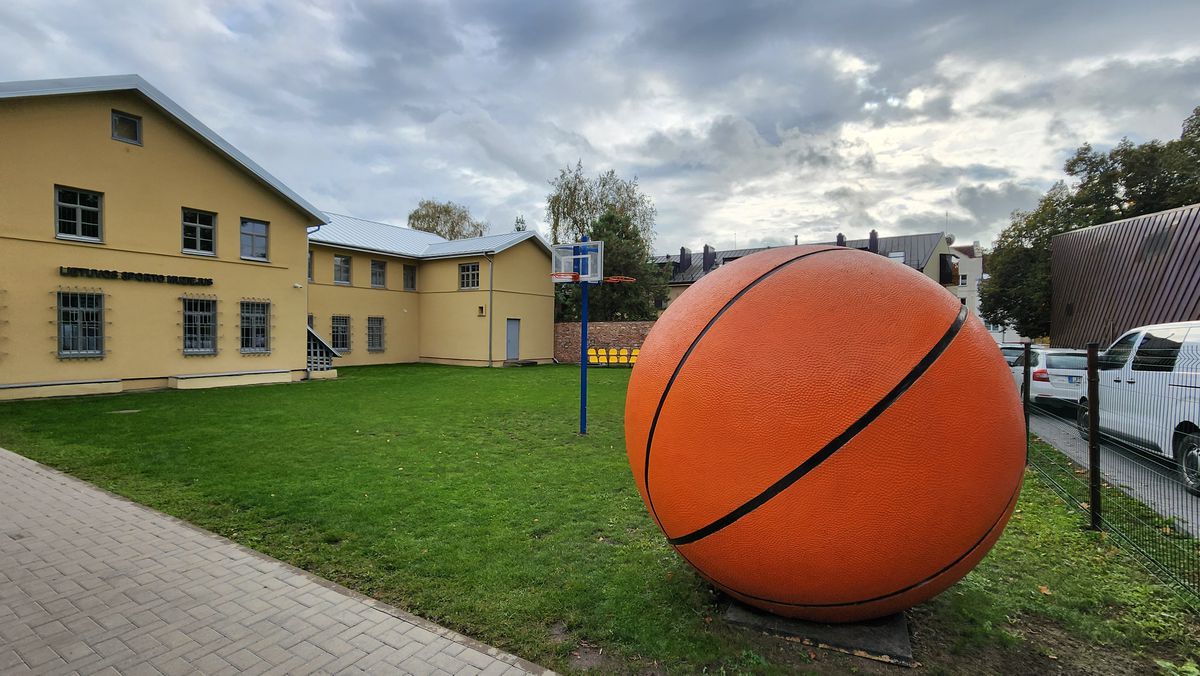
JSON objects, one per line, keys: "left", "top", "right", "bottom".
{"left": 551, "top": 272, "right": 580, "bottom": 282}
{"left": 603, "top": 275, "right": 637, "bottom": 283}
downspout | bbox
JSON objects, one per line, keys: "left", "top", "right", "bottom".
{"left": 485, "top": 251, "right": 495, "bottom": 366}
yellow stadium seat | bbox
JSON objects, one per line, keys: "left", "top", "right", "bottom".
{"left": 630, "top": 347, "right": 640, "bottom": 364}
{"left": 618, "top": 348, "right": 629, "bottom": 364}
{"left": 587, "top": 347, "right": 599, "bottom": 364}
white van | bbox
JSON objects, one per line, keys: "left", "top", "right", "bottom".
{"left": 1077, "top": 321, "right": 1200, "bottom": 496}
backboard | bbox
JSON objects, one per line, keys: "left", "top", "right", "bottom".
{"left": 552, "top": 241, "right": 604, "bottom": 283}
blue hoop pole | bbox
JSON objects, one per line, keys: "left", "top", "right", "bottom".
{"left": 578, "top": 236, "right": 590, "bottom": 435}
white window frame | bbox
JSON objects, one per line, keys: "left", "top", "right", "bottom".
{"left": 182, "top": 298, "right": 217, "bottom": 355}
{"left": 367, "top": 316, "right": 385, "bottom": 352}
{"left": 57, "top": 292, "right": 104, "bottom": 358}
{"left": 239, "top": 301, "right": 271, "bottom": 354}
{"left": 240, "top": 218, "right": 269, "bottom": 261}
{"left": 56, "top": 186, "right": 103, "bottom": 242}
{"left": 459, "top": 262, "right": 480, "bottom": 290}
{"left": 111, "top": 110, "right": 142, "bottom": 145}
{"left": 334, "top": 255, "right": 352, "bottom": 285}
{"left": 370, "top": 260, "right": 387, "bottom": 288}
{"left": 182, "top": 208, "right": 216, "bottom": 255}
{"left": 331, "top": 315, "right": 351, "bottom": 352}
{"left": 958, "top": 274, "right": 968, "bottom": 287}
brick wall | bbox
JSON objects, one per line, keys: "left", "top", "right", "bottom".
{"left": 554, "top": 321, "right": 656, "bottom": 363}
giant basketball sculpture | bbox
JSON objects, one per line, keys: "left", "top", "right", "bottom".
{"left": 624, "top": 245, "right": 1026, "bottom": 623}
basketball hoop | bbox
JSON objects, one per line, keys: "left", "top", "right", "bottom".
{"left": 551, "top": 271, "right": 580, "bottom": 283}
{"left": 602, "top": 275, "right": 636, "bottom": 284}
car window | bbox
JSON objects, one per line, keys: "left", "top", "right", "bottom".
{"left": 1100, "top": 332, "right": 1139, "bottom": 370}
{"left": 1047, "top": 354, "right": 1087, "bottom": 370}
{"left": 1011, "top": 351, "right": 1040, "bottom": 368}
{"left": 1131, "top": 328, "right": 1186, "bottom": 372}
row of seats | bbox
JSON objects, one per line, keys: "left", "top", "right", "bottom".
{"left": 587, "top": 347, "right": 639, "bottom": 366}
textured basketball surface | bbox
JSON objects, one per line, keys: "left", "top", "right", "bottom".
{"left": 624, "top": 245, "right": 1026, "bottom": 623}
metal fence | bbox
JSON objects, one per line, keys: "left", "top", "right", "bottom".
{"left": 1020, "top": 340, "right": 1200, "bottom": 607}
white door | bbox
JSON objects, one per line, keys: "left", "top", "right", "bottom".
{"left": 1127, "top": 326, "right": 1188, "bottom": 455}
{"left": 1097, "top": 331, "right": 1140, "bottom": 435}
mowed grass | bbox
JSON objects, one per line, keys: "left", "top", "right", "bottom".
{"left": 0, "top": 364, "right": 1197, "bottom": 673}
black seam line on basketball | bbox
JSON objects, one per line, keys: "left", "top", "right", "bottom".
{"left": 700, "top": 479, "right": 1021, "bottom": 609}
{"left": 665, "top": 303, "right": 970, "bottom": 547}
{"left": 641, "top": 247, "right": 847, "bottom": 529}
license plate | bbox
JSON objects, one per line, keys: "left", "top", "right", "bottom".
{"left": 1068, "top": 376, "right": 1081, "bottom": 384}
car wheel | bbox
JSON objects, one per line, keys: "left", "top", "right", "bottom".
{"left": 1076, "top": 400, "right": 1089, "bottom": 441}
{"left": 1177, "top": 432, "right": 1200, "bottom": 497}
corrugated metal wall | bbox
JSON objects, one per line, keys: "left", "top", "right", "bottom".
{"left": 1051, "top": 203, "right": 1200, "bottom": 348}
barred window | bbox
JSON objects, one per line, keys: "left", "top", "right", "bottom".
{"left": 58, "top": 292, "right": 104, "bottom": 358}
{"left": 367, "top": 316, "right": 384, "bottom": 352}
{"left": 56, "top": 187, "right": 103, "bottom": 241}
{"left": 331, "top": 315, "right": 350, "bottom": 352}
{"left": 182, "top": 209, "right": 216, "bottom": 254}
{"left": 183, "top": 298, "right": 217, "bottom": 355}
{"left": 334, "top": 255, "right": 352, "bottom": 284}
{"left": 371, "top": 260, "right": 387, "bottom": 288}
{"left": 240, "top": 219, "right": 269, "bottom": 260}
{"left": 403, "top": 264, "right": 417, "bottom": 291}
{"left": 240, "top": 301, "right": 270, "bottom": 353}
{"left": 307, "top": 251, "right": 314, "bottom": 281}
{"left": 459, "top": 262, "right": 480, "bottom": 290}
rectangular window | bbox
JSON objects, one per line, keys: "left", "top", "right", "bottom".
{"left": 334, "top": 255, "right": 352, "bottom": 284}
{"left": 57, "top": 292, "right": 104, "bottom": 358}
{"left": 1132, "top": 328, "right": 1186, "bottom": 372}
{"left": 958, "top": 274, "right": 968, "bottom": 287}
{"left": 111, "top": 110, "right": 142, "bottom": 145}
{"left": 459, "top": 262, "right": 480, "bottom": 290}
{"left": 239, "top": 301, "right": 270, "bottom": 353}
{"left": 56, "top": 187, "right": 103, "bottom": 241}
{"left": 403, "top": 264, "right": 417, "bottom": 291}
{"left": 240, "top": 218, "right": 269, "bottom": 260}
{"left": 182, "top": 298, "right": 217, "bottom": 355}
{"left": 182, "top": 208, "right": 216, "bottom": 255}
{"left": 308, "top": 250, "right": 314, "bottom": 281}
{"left": 371, "top": 260, "right": 387, "bottom": 288}
{"left": 331, "top": 315, "right": 350, "bottom": 352}
{"left": 367, "top": 316, "right": 384, "bottom": 352}
{"left": 307, "top": 313, "right": 313, "bottom": 328}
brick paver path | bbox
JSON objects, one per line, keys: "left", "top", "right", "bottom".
{"left": 0, "top": 448, "right": 550, "bottom": 675}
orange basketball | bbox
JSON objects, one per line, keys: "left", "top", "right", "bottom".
{"left": 624, "top": 245, "right": 1025, "bottom": 623}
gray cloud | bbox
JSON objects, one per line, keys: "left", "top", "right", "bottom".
{"left": 1, "top": 0, "right": 1197, "bottom": 253}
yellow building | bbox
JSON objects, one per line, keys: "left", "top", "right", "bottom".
{"left": 0, "top": 75, "right": 553, "bottom": 401}
{"left": 307, "top": 214, "right": 555, "bottom": 368}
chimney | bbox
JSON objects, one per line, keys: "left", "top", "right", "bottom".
{"left": 868, "top": 229, "right": 879, "bottom": 254}
{"left": 678, "top": 246, "right": 692, "bottom": 273}
{"left": 972, "top": 240, "right": 981, "bottom": 257}
{"left": 702, "top": 244, "right": 717, "bottom": 273}
{"left": 794, "top": 235, "right": 798, "bottom": 246}
{"left": 836, "top": 233, "right": 847, "bottom": 247}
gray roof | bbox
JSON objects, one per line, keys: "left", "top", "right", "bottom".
{"left": 311, "top": 213, "right": 446, "bottom": 258}
{"left": 0, "top": 74, "right": 327, "bottom": 225}
{"left": 653, "top": 232, "right": 948, "bottom": 284}
{"left": 311, "top": 213, "right": 551, "bottom": 259}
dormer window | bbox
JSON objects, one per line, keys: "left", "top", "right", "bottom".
{"left": 111, "top": 110, "right": 142, "bottom": 145}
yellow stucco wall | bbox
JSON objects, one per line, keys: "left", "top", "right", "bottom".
{"left": 306, "top": 244, "right": 421, "bottom": 366}
{"left": 0, "top": 91, "right": 314, "bottom": 393}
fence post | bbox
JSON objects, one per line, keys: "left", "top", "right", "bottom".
{"left": 1022, "top": 342, "right": 1032, "bottom": 464}
{"left": 1087, "top": 342, "right": 1102, "bottom": 530}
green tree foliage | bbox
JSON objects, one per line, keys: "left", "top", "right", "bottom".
{"left": 546, "top": 161, "right": 657, "bottom": 246}
{"left": 513, "top": 214, "right": 527, "bottom": 232}
{"left": 407, "top": 199, "right": 486, "bottom": 240}
{"left": 555, "top": 211, "right": 668, "bottom": 322}
{"left": 981, "top": 106, "right": 1200, "bottom": 338}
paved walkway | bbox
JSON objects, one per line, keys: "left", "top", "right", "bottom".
{"left": 0, "top": 448, "right": 550, "bottom": 675}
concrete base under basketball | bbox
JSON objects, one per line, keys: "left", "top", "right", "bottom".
{"left": 724, "top": 600, "right": 915, "bottom": 667}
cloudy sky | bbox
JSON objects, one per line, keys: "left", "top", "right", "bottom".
{"left": 3, "top": 1, "right": 1198, "bottom": 252}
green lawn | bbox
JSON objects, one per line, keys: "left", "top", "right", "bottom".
{"left": 0, "top": 364, "right": 1197, "bottom": 674}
